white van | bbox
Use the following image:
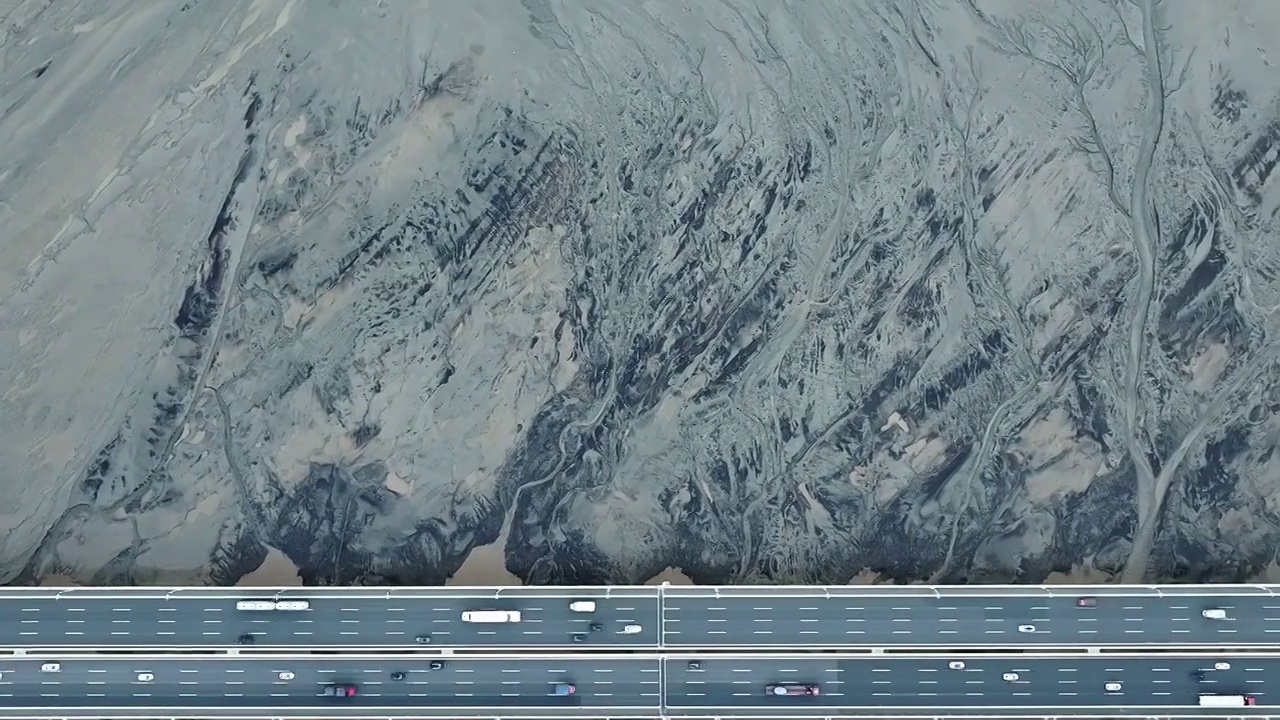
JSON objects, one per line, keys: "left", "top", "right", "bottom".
{"left": 236, "top": 600, "right": 275, "bottom": 611}
{"left": 461, "top": 610, "right": 521, "bottom": 623}
{"left": 569, "top": 601, "right": 596, "bottom": 613}
{"left": 275, "top": 600, "right": 310, "bottom": 611}
{"left": 1202, "top": 608, "right": 1227, "bottom": 620}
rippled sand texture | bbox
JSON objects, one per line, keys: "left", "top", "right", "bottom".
{"left": 3, "top": 0, "right": 1279, "bottom": 586}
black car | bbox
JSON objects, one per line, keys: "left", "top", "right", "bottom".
{"left": 429, "top": 660, "right": 445, "bottom": 671}
{"left": 688, "top": 661, "right": 703, "bottom": 671}
{"left": 1191, "top": 670, "right": 1207, "bottom": 682}
{"left": 390, "top": 672, "right": 406, "bottom": 681}
{"left": 414, "top": 635, "right": 431, "bottom": 644}
{"left": 572, "top": 633, "right": 587, "bottom": 643}
{"left": 236, "top": 634, "right": 255, "bottom": 645}
{"left": 589, "top": 623, "right": 605, "bottom": 632}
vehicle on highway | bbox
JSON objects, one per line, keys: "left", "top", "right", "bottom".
{"left": 572, "top": 632, "right": 588, "bottom": 643}
{"left": 414, "top": 634, "right": 431, "bottom": 644}
{"left": 279, "top": 672, "right": 294, "bottom": 680}
{"left": 236, "top": 600, "right": 275, "bottom": 611}
{"left": 1104, "top": 682, "right": 1122, "bottom": 692}
{"left": 688, "top": 661, "right": 703, "bottom": 671}
{"left": 390, "top": 671, "right": 406, "bottom": 681}
{"left": 1202, "top": 608, "right": 1228, "bottom": 619}
{"left": 237, "top": 634, "right": 255, "bottom": 645}
{"left": 322, "top": 684, "right": 358, "bottom": 698}
{"left": 1017, "top": 624, "right": 1035, "bottom": 633}
{"left": 137, "top": 673, "right": 154, "bottom": 682}
{"left": 621, "top": 624, "right": 643, "bottom": 634}
{"left": 1191, "top": 670, "right": 1207, "bottom": 682}
{"left": 589, "top": 622, "right": 605, "bottom": 632}
{"left": 429, "top": 660, "right": 445, "bottom": 671}
{"left": 461, "top": 610, "right": 521, "bottom": 623}
{"left": 1215, "top": 661, "right": 1231, "bottom": 670}
{"left": 40, "top": 663, "right": 60, "bottom": 673}
{"left": 1002, "top": 672, "right": 1019, "bottom": 682}
{"left": 569, "top": 601, "right": 596, "bottom": 613}
{"left": 1199, "top": 694, "right": 1256, "bottom": 707}
{"left": 1076, "top": 597, "right": 1097, "bottom": 607}
{"left": 766, "top": 683, "right": 821, "bottom": 696}
{"left": 948, "top": 661, "right": 965, "bottom": 670}
{"left": 275, "top": 600, "right": 309, "bottom": 611}
{"left": 552, "top": 683, "right": 576, "bottom": 696}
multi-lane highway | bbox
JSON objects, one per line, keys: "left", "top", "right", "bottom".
{"left": 0, "top": 588, "right": 658, "bottom": 649}
{"left": 0, "top": 655, "right": 657, "bottom": 714}
{"left": 661, "top": 593, "right": 1280, "bottom": 647}
{"left": 0, "top": 653, "right": 1273, "bottom": 718}
{"left": 4, "top": 585, "right": 1280, "bottom": 648}
{"left": 5, "top": 584, "right": 1280, "bottom": 718}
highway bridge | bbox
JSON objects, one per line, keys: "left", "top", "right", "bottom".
{"left": 1, "top": 584, "right": 1278, "bottom": 718}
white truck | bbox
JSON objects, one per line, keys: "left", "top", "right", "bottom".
{"left": 1198, "top": 695, "right": 1256, "bottom": 707}
{"left": 461, "top": 610, "right": 522, "bottom": 623}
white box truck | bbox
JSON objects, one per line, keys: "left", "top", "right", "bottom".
{"left": 1199, "top": 695, "right": 1256, "bottom": 707}
{"left": 461, "top": 610, "right": 521, "bottom": 623}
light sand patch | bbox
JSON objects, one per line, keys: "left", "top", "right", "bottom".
{"left": 1014, "top": 407, "right": 1105, "bottom": 502}
{"left": 846, "top": 568, "right": 886, "bottom": 584}
{"left": 1043, "top": 564, "right": 1113, "bottom": 584}
{"left": 1188, "top": 342, "right": 1231, "bottom": 394}
{"left": 383, "top": 469, "right": 412, "bottom": 497}
{"left": 235, "top": 546, "right": 302, "bottom": 587}
{"left": 447, "top": 521, "right": 521, "bottom": 586}
{"left": 644, "top": 567, "right": 693, "bottom": 585}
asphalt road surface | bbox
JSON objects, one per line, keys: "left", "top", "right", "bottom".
{"left": 0, "top": 589, "right": 658, "bottom": 649}
{"left": 665, "top": 654, "right": 1274, "bottom": 710}
{"left": 4, "top": 585, "right": 1280, "bottom": 649}
{"left": 662, "top": 594, "right": 1280, "bottom": 646}
{"left": 0, "top": 656, "right": 658, "bottom": 709}
{"left": 0, "top": 654, "right": 1274, "bottom": 718}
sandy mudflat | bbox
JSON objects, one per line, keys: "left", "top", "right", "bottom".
{"left": 447, "top": 523, "right": 523, "bottom": 587}
{"left": 235, "top": 547, "right": 303, "bottom": 587}
{"left": 644, "top": 567, "right": 694, "bottom": 585}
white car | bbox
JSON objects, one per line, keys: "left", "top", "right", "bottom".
{"left": 40, "top": 663, "right": 60, "bottom": 673}
{"left": 620, "top": 624, "right": 643, "bottom": 635}
{"left": 1002, "top": 672, "right": 1019, "bottom": 682}
{"left": 1214, "top": 662, "right": 1231, "bottom": 671}
{"left": 1202, "top": 608, "right": 1227, "bottom": 620}
{"left": 1105, "top": 682, "right": 1122, "bottom": 692}
{"left": 1017, "top": 624, "right": 1036, "bottom": 633}
{"left": 569, "top": 601, "right": 596, "bottom": 613}
{"left": 274, "top": 600, "right": 309, "bottom": 611}
{"left": 279, "top": 671, "right": 295, "bottom": 680}
{"left": 137, "top": 673, "right": 154, "bottom": 683}
{"left": 948, "top": 661, "right": 965, "bottom": 670}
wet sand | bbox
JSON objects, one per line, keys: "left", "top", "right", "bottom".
{"left": 235, "top": 547, "right": 303, "bottom": 587}
{"left": 446, "top": 522, "right": 523, "bottom": 586}
{"left": 644, "top": 567, "right": 694, "bottom": 585}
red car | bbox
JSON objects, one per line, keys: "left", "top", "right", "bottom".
{"left": 1076, "top": 597, "right": 1097, "bottom": 607}
{"left": 766, "top": 683, "right": 821, "bottom": 696}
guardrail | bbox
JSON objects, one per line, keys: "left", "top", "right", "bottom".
{"left": 4, "top": 584, "right": 1280, "bottom": 599}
